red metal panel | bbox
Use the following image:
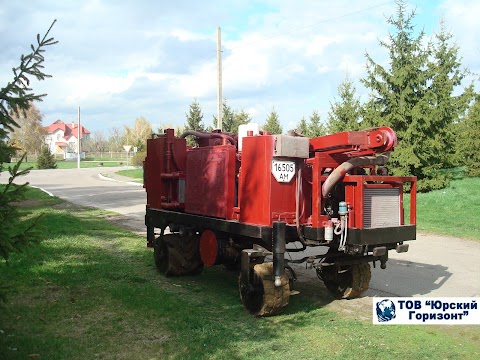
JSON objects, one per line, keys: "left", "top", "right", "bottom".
{"left": 185, "top": 145, "right": 236, "bottom": 219}
{"left": 239, "top": 136, "right": 272, "bottom": 225}
{"left": 145, "top": 136, "right": 167, "bottom": 209}
{"left": 239, "top": 135, "right": 297, "bottom": 226}
{"left": 145, "top": 131, "right": 187, "bottom": 210}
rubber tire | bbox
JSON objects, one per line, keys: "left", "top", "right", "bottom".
{"left": 320, "top": 262, "right": 371, "bottom": 299}
{"left": 153, "top": 235, "right": 168, "bottom": 273}
{"left": 154, "top": 234, "right": 204, "bottom": 277}
{"left": 239, "top": 262, "right": 290, "bottom": 317}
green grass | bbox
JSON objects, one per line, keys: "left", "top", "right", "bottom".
{"left": 116, "top": 168, "right": 143, "bottom": 179}
{"left": 1, "top": 189, "right": 479, "bottom": 359}
{"left": 8, "top": 160, "right": 126, "bottom": 171}
{"left": 405, "top": 176, "right": 480, "bottom": 240}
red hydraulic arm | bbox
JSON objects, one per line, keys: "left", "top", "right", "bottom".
{"left": 309, "top": 126, "right": 397, "bottom": 156}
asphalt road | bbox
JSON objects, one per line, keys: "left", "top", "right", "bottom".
{"left": 5, "top": 167, "right": 480, "bottom": 298}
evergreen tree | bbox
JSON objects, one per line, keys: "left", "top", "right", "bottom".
{"left": 213, "top": 100, "right": 234, "bottom": 132}
{"left": 233, "top": 109, "right": 251, "bottom": 130}
{"left": 37, "top": 146, "right": 57, "bottom": 169}
{"left": 212, "top": 100, "right": 250, "bottom": 133}
{"left": 427, "top": 21, "right": 475, "bottom": 169}
{"left": 263, "top": 108, "right": 283, "bottom": 134}
{"left": 307, "top": 110, "right": 326, "bottom": 137}
{"left": 327, "top": 76, "right": 362, "bottom": 133}
{"left": 185, "top": 99, "right": 204, "bottom": 131}
{"left": 361, "top": 1, "right": 444, "bottom": 191}
{"left": 184, "top": 99, "right": 204, "bottom": 146}
{"left": 0, "top": 21, "right": 57, "bottom": 300}
{"left": 296, "top": 116, "right": 309, "bottom": 136}
{"left": 457, "top": 97, "right": 480, "bottom": 176}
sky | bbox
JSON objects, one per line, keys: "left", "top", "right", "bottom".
{"left": 1, "top": 0, "right": 479, "bottom": 136}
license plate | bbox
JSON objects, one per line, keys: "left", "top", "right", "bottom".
{"left": 271, "top": 159, "right": 295, "bottom": 183}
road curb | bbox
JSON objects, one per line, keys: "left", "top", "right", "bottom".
{"left": 98, "top": 173, "right": 143, "bottom": 187}
{"left": 30, "top": 185, "right": 55, "bottom": 197}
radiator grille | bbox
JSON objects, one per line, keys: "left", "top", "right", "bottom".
{"left": 363, "top": 188, "right": 400, "bottom": 228}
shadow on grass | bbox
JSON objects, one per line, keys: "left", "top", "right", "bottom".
{"left": 2, "top": 207, "right": 336, "bottom": 359}
{"left": 1, "top": 204, "right": 468, "bottom": 360}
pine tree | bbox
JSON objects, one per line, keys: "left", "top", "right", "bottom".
{"left": 263, "top": 108, "right": 283, "bottom": 134}
{"left": 307, "top": 111, "right": 326, "bottom": 137}
{"left": 361, "top": 1, "right": 445, "bottom": 191}
{"left": 428, "top": 21, "right": 475, "bottom": 169}
{"left": 327, "top": 76, "right": 362, "bottom": 133}
{"left": 233, "top": 109, "right": 251, "bottom": 130}
{"left": 184, "top": 99, "right": 204, "bottom": 145}
{"left": 296, "top": 116, "right": 308, "bottom": 136}
{"left": 457, "top": 97, "right": 480, "bottom": 176}
{"left": 0, "top": 21, "right": 57, "bottom": 300}
{"left": 212, "top": 100, "right": 250, "bottom": 133}
{"left": 37, "top": 146, "right": 57, "bottom": 169}
{"left": 185, "top": 99, "right": 204, "bottom": 131}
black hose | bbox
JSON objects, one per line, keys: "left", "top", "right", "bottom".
{"left": 179, "top": 130, "right": 237, "bottom": 146}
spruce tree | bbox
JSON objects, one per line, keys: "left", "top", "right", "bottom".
{"left": 327, "top": 76, "right": 362, "bottom": 133}
{"left": 37, "top": 146, "right": 57, "bottom": 169}
{"left": 457, "top": 97, "right": 480, "bottom": 176}
{"left": 361, "top": 1, "right": 444, "bottom": 191}
{"left": 308, "top": 111, "right": 326, "bottom": 137}
{"left": 296, "top": 116, "right": 309, "bottom": 136}
{"left": 185, "top": 99, "right": 204, "bottom": 131}
{"left": 184, "top": 99, "right": 204, "bottom": 145}
{"left": 263, "top": 108, "right": 283, "bottom": 134}
{"left": 428, "top": 21, "right": 475, "bottom": 169}
{"left": 0, "top": 21, "right": 57, "bottom": 299}
{"left": 212, "top": 100, "right": 250, "bottom": 133}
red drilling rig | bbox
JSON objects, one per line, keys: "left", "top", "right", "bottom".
{"left": 144, "top": 125, "right": 416, "bottom": 316}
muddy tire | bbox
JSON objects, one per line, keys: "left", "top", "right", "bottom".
{"left": 154, "top": 234, "right": 203, "bottom": 276}
{"left": 239, "top": 262, "right": 290, "bottom": 316}
{"left": 153, "top": 235, "right": 168, "bottom": 273}
{"left": 318, "top": 262, "right": 371, "bottom": 299}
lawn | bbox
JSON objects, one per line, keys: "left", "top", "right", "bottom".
{"left": 116, "top": 168, "right": 143, "bottom": 179}
{"left": 0, "top": 188, "right": 479, "bottom": 359}
{"left": 6, "top": 159, "right": 126, "bottom": 171}
{"left": 405, "top": 176, "right": 480, "bottom": 240}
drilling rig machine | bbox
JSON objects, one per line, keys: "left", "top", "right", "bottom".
{"left": 144, "top": 124, "right": 416, "bottom": 316}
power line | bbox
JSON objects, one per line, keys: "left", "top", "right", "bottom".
{"left": 194, "top": 1, "right": 393, "bottom": 64}
{"left": 225, "top": 1, "right": 394, "bottom": 51}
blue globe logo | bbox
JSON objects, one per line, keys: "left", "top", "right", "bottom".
{"left": 376, "top": 299, "right": 396, "bottom": 322}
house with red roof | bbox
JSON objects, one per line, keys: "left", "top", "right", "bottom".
{"left": 45, "top": 120, "right": 91, "bottom": 158}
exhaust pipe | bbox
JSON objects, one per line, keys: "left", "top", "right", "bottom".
{"left": 321, "top": 153, "right": 390, "bottom": 198}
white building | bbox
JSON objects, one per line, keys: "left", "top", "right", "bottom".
{"left": 44, "top": 120, "right": 91, "bottom": 158}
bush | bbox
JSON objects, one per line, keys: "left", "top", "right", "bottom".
{"left": 37, "top": 146, "right": 57, "bottom": 169}
{"left": 130, "top": 151, "right": 146, "bottom": 167}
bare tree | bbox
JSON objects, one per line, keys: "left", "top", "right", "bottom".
{"left": 124, "top": 116, "right": 152, "bottom": 151}
{"left": 107, "top": 127, "right": 124, "bottom": 152}
{"left": 91, "top": 130, "right": 108, "bottom": 152}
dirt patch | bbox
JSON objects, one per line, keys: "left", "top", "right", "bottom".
{"left": 99, "top": 213, "right": 146, "bottom": 236}
{"left": 52, "top": 202, "right": 83, "bottom": 210}
{"left": 10, "top": 199, "right": 42, "bottom": 208}
{"left": 290, "top": 265, "right": 374, "bottom": 321}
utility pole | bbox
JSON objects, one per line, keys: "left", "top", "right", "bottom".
{"left": 77, "top": 106, "right": 81, "bottom": 169}
{"left": 217, "top": 26, "right": 223, "bottom": 131}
